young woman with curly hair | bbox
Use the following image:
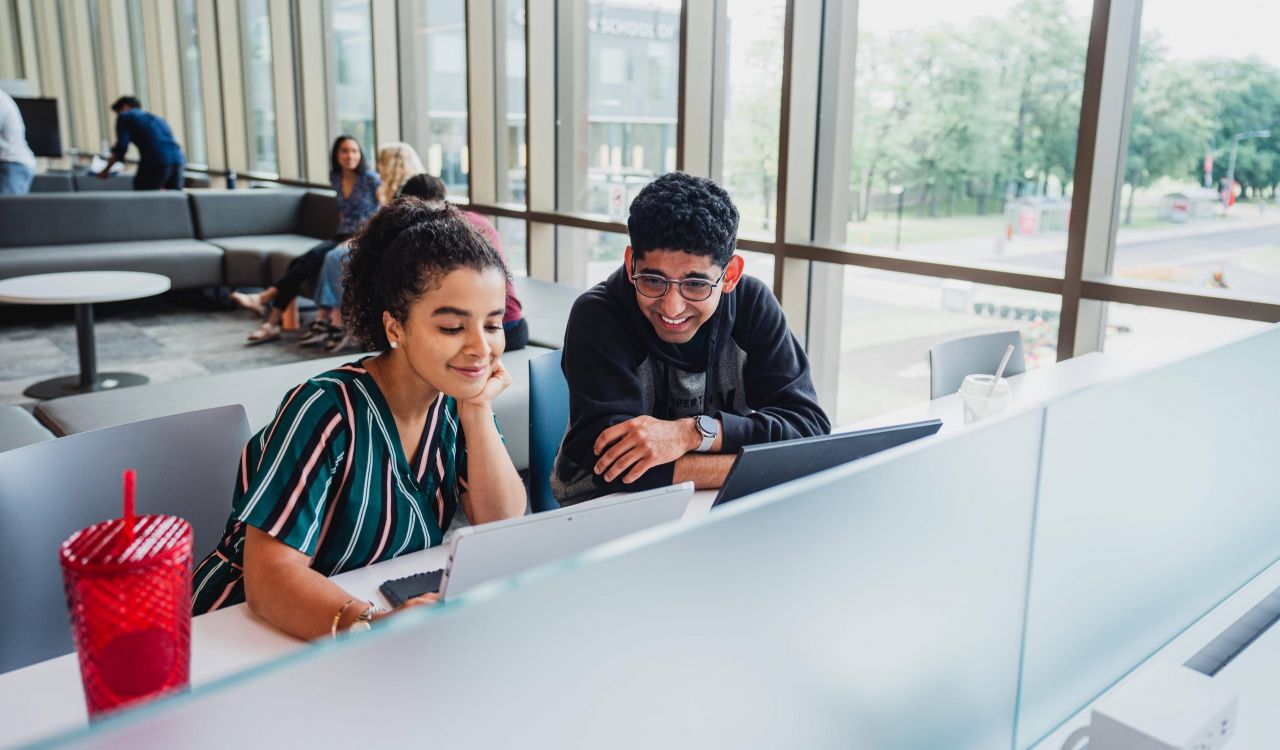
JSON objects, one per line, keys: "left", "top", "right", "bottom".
{"left": 192, "top": 198, "right": 526, "bottom": 639}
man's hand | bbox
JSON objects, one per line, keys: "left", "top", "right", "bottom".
{"left": 594, "top": 415, "right": 698, "bottom": 483}
{"left": 97, "top": 169, "right": 110, "bottom": 179}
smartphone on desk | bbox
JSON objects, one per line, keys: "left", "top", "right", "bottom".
{"left": 379, "top": 569, "right": 444, "bottom": 608}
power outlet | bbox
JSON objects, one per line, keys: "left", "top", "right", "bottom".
{"left": 1084, "top": 660, "right": 1237, "bottom": 750}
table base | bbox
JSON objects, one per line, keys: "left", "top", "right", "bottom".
{"left": 24, "top": 372, "right": 150, "bottom": 400}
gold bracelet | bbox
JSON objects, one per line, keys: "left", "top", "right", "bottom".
{"left": 330, "top": 599, "right": 356, "bottom": 639}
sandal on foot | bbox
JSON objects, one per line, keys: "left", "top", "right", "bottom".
{"left": 299, "top": 322, "right": 334, "bottom": 347}
{"left": 230, "top": 291, "right": 266, "bottom": 317}
{"left": 246, "top": 321, "right": 282, "bottom": 344}
{"left": 324, "top": 330, "right": 359, "bottom": 353}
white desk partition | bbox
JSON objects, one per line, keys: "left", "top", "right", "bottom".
{"left": 43, "top": 411, "right": 1045, "bottom": 750}
{"left": 1016, "top": 325, "right": 1280, "bottom": 748}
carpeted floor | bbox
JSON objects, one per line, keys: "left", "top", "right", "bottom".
{"left": 0, "top": 291, "right": 346, "bottom": 409}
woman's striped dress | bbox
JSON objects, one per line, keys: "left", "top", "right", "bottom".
{"left": 191, "top": 357, "right": 483, "bottom": 615}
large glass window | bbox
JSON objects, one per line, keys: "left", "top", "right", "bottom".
{"left": 720, "top": 0, "right": 785, "bottom": 239}
{"left": 844, "top": 1, "right": 1092, "bottom": 274}
{"left": 125, "top": 0, "right": 148, "bottom": 105}
{"left": 1112, "top": 1, "right": 1280, "bottom": 304}
{"left": 241, "top": 0, "right": 278, "bottom": 174}
{"left": 498, "top": 0, "right": 526, "bottom": 204}
{"left": 555, "top": 0, "right": 680, "bottom": 285}
{"left": 558, "top": 0, "right": 680, "bottom": 216}
{"left": 1101, "top": 304, "right": 1267, "bottom": 364}
{"left": 177, "top": 0, "right": 206, "bottom": 165}
{"left": 556, "top": 226, "right": 629, "bottom": 289}
{"left": 831, "top": 262, "right": 1060, "bottom": 425}
{"left": 400, "top": 0, "right": 468, "bottom": 197}
{"left": 0, "top": 2, "right": 20, "bottom": 79}
{"left": 328, "top": 0, "right": 375, "bottom": 159}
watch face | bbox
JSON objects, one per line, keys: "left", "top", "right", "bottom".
{"left": 697, "top": 415, "right": 717, "bottom": 435}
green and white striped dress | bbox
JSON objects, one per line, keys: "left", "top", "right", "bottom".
{"left": 192, "top": 357, "right": 483, "bottom": 615}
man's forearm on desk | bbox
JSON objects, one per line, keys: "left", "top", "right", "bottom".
{"left": 673, "top": 453, "right": 735, "bottom": 489}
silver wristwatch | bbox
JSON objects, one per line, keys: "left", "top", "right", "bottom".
{"left": 693, "top": 415, "right": 718, "bottom": 453}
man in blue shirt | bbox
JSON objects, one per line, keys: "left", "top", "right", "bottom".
{"left": 99, "top": 95, "right": 186, "bottom": 190}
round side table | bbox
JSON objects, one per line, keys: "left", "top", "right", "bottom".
{"left": 0, "top": 271, "right": 172, "bottom": 399}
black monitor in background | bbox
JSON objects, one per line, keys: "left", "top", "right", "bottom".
{"left": 711, "top": 419, "right": 944, "bottom": 508}
{"left": 13, "top": 97, "right": 62, "bottom": 157}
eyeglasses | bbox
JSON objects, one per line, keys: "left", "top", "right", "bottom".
{"left": 630, "top": 268, "right": 728, "bottom": 302}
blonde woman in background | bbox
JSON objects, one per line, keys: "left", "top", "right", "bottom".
{"left": 306, "top": 142, "right": 429, "bottom": 352}
{"left": 375, "top": 141, "right": 427, "bottom": 205}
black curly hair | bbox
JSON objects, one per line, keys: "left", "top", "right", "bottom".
{"left": 342, "top": 198, "right": 509, "bottom": 350}
{"left": 397, "top": 173, "right": 446, "bottom": 201}
{"left": 626, "top": 172, "right": 740, "bottom": 268}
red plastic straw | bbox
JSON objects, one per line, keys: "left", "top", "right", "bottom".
{"left": 122, "top": 469, "right": 136, "bottom": 545}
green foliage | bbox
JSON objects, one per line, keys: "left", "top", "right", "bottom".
{"left": 720, "top": 0, "right": 1280, "bottom": 229}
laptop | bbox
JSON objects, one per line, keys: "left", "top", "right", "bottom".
{"left": 711, "top": 419, "right": 943, "bottom": 509}
{"left": 381, "top": 482, "right": 694, "bottom": 605}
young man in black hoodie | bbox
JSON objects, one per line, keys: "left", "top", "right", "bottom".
{"left": 552, "top": 172, "right": 830, "bottom": 505}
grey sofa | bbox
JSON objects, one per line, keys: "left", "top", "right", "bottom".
{"left": 0, "top": 192, "right": 225, "bottom": 288}
{"left": 34, "top": 345, "right": 553, "bottom": 471}
{"left": 28, "top": 170, "right": 214, "bottom": 192}
{"left": 187, "top": 189, "right": 337, "bottom": 287}
{"left": 0, "top": 405, "right": 54, "bottom": 452}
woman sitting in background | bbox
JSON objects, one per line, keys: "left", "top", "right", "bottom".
{"left": 304, "top": 142, "right": 429, "bottom": 352}
{"left": 398, "top": 174, "right": 527, "bottom": 351}
{"left": 192, "top": 198, "right": 526, "bottom": 639}
{"left": 231, "top": 135, "right": 381, "bottom": 344}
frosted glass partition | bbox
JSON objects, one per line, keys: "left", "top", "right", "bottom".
{"left": 1017, "top": 325, "right": 1280, "bottom": 748}
{"left": 50, "top": 411, "right": 1045, "bottom": 750}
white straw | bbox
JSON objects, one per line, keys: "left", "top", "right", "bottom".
{"left": 988, "top": 344, "right": 1015, "bottom": 397}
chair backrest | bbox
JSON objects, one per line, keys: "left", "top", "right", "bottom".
{"left": 528, "top": 350, "right": 568, "bottom": 513}
{"left": 928, "top": 330, "right": 1027, "bottom": 399}
{"left": 0, "top": 405, "right": 251, "bottom": 674}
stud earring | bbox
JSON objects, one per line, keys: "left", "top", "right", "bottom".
{"left": 389, "top": 341, "right": 398, "bottom": 349}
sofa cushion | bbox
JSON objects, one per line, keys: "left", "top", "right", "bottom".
{"left": 0, "top": 406, "right": 54, "bottom": 452}
{"left": 28, "top": 173, "right": 74, "bottom": 193}
{"left": 213, "top": 234, "right": 324, "bottom": 288}
{"left": 187, "top": 189, "right": 306, "bottom": 239}
{"left": 35, "top": 346, "right": 552, "bottom": 470}
{"left": 0, "top": 240, "right": 225, "bottom": 289}
{"left": 72, "top": 173, "right": 136, "bottom": 191}
{"left": 0, "top": 193, "right": 196, "bottom": 247}
{"left": 512, "top": 276, "right": 580, "bottom": 349}
{"left": 299, "top": 191, "right": 339, "bottom": 239}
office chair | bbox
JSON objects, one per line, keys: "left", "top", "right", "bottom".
{"left": 528, "top": 350, "right": 568, "bottom": 513}
{"left": 928, "top": 330, "right": 1026, "bottom": 399}
{"left": 0, "top": 405, "right": 251, "bottom": 674}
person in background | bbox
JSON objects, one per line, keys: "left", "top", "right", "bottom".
{"left": 0, "top": 89, "right": 37, "bottom": 195}
{"left": 191, "top": 198, "right": 526, "bottom": 640}
{"left": 552, "top": 172, "right": 829, "bottom": 505}
{"left": 397, "top": 174, "right": 527, "bottom": 351}
{"left": 231, "top": 135, "right": 380, "bottom": 344}
{"left": 99, "top": 96, "right": 186, "bottom": 190}
{"left": 302, "top": 142, "right": 429, "bottom": 353}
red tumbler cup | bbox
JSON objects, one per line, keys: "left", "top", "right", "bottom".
{"left": 59, "top": 514, "right": 193, "bottom": 718}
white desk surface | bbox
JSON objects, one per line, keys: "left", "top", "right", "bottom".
{"left": 0, "top": 352, "right": 1135, "bottom": 750}
{"left": 0, "top": 272, "right": 171, "bottom": 305}
{"left": 1031, "top": 558, "right": 1280, "bottom": 749}
{"left": 0, "top": 491, "right": 719, "bottom": 750}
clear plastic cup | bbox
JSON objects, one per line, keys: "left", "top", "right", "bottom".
{"left": 60, "top": 514, "right": 193, "bottom": 719}
{"left": 958, "top": 374, "right": 1013, "bottom": 424}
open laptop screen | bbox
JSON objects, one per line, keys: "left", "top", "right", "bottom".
{"left": 711, "top": 419, "right": 943, "bottom": 508}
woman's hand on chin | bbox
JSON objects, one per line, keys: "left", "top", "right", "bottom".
{"left": 459, "top": 358, "right": 510, "bottom": 410}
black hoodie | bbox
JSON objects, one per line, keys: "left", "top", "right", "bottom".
{"left": 551, "top": 266, "right": 831, "bottom": 505}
